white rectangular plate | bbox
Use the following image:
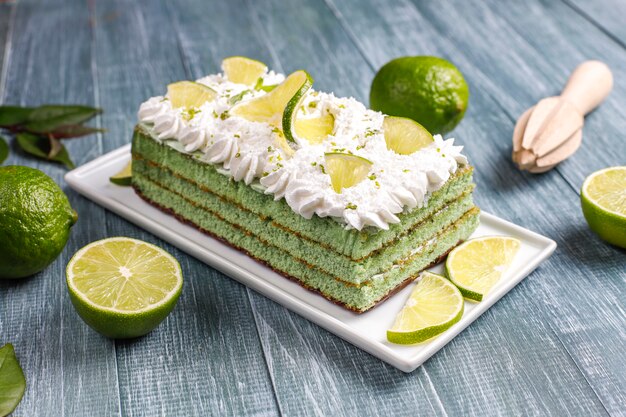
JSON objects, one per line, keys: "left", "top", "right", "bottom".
{"left": 66, "top": 145, "right": 556, "bottom": 372}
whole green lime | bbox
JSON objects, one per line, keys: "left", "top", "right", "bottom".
{"left": 0, "top": 166, "right": 77, "bottom": 279}
{"left": 370, "top": 56, "right": 469, "bottom": 134}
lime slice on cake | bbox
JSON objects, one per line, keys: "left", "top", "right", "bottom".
{"left": 66, "top": 237, "right": 183, "bottom": 339}
{"left": 324, "top": 152, "right": 372, "bottom": 193}
{"left": 109, "top": 161, "right": 132, "bottom": 186}
{"left": 387, "top": 272, "right": 464, "bottom": 345}
{"left": 167, "top": 81, "right": 217, "bottom": 109}
{"left": 383, "top": 116, "right": 433, "bottom": 155}
{"left": 232, "top": 70, "right": 312, "bottom": 131}
{"left": 293, "top": 113, "right": 335, "bottom": 144}
{"left": 222, "top": 56, "right": 268, "bottom": 86}
{"left": 581, "top": 166, "right": 626, "bottom": 248}
{"left": 446, "top": 236, "right": 520, "bottom": 302}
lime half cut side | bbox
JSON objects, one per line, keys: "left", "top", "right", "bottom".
{"left": 581, "top": 166, "right": 626, "bottom": 248}
{"left": 109, "top": 161, "right": 132, "bottom": 186}
{"left": 66, "top": 237, "right": 183, "bottom": 338}
{"left": 167, "top": 81, "right": 217, "bottom": 109}
{"left": 324, "top": 152, "right": 373, "bottom": 194}
{"left": 383, "top": 116, "right": 434, "bottom": 155}
{"left": 446, "top": 236, "right": 520, "bottom": 302}
{"left": 387, "top": 272, "right": 464, "bottom": 345}
{"left": 222, "top": 56, "right": 268, "bottom": 86}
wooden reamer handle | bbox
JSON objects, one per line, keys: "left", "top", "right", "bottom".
{"left": 560, "top": 60, "right": 613, "bottom": 116}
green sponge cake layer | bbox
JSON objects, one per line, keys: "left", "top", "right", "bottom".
{"left": 132, "top": 170, "right": 480, "bottom": 312}
{"left": 133, "top": 158, "right": 474, "bottom": 284}
{"left": 132, "top": 124, "right": 474, "bottom": 260}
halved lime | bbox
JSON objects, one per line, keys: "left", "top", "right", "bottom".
{"left": 387, "top": 272, "right": 464, "bottom": 345}
{"left": 324, "top": 152, "right": 372, "bottom": 193}
{"left": 66, "top": 237, "right": 183, "bottom": 338}
{"left": 109, "top": 161, "right": 132, "bottom": 186}
{"left": 231, "top": 70, "right": 313, "bottom": 137}
{"left": 446, "top": 236, "right": 520, "bottom": 302}
{"left": 581, "top": 166, "right": 626, "bottom": 248}
{"left": 222, "top": 56, "right": 268, "bottom": 86}
{"left": 383, "top": 116, "right": 433, "bottom": 155}
{"left": 293, "top": 113, "right": 335, "bottom": 144}
{"left": 167, "top": 81, "right": 217, "bottom": 109}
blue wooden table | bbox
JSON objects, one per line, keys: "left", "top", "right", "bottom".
{"left": 1, "top": 0, "right": 625, "bottom": 415}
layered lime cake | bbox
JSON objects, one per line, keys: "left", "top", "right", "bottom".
{"left": 131, "top": 57, "right": 479, "bottom": 313}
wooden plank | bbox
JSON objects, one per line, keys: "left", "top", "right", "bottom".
{"left": 565, "top": 0, "right": 626, "bottom": 46}
{"left": 185, "top": 0, "right": 612, "bottom": 415}
{"left": 90, "top": 1, "right": 280, "bottom": 415}
{"left": 328, "top": 0, "right": 624, "bottom": 413}
{"left": 0, "top": 0, "right": 122, "bottom": 416}
{"left": 0, "top": 2, "right": 14, "bottom": 94}
{"left": 162, "top": 0, "right": 277, "bottom": 77}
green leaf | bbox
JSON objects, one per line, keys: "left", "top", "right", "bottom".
{"left": 53, "top": 144, "right": 76, "bottom": 169}
{"left": 0, "top": 106, "right": 35, "bottom": 127}
{"left": 24, "top": 105, "right": 101, "bottom": 133}
{"left": 0, "top": 135, "right": 8, "bottom": 164}
{"left": 50, "top": 124, "right": 105, "bottom": 139}
{"left": 0, "top": 344, "right": 26, "bottom": 417}
{"left": 16, "top": 132, "right": 75, "bottom": 169}
{"left": 16, "top": 132, "right": 48, "bottom": 158}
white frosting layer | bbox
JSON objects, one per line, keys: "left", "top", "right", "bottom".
{"left": 137, "top": 69, "right": 468, "bottom": 230}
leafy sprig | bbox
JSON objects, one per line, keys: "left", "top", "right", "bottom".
{"left": 0, "top": 343, "right": 26, "bottom": 416}
{"left": 0, "top": 105, "right": 104, "bottom": 168}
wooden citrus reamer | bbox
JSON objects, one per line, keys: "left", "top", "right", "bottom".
{"left": 512, "top": 61, "right": 613, "bottom": 173}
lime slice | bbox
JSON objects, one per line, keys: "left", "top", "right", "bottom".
{"left": 324, "top": 152, "right": 372, "bottom": 193}
{"left": 387, "top": 272, "right": 464, "bottom": 344}
{"left": 109, "top": 161, "right": 132, "bottom": 186}
{"left": 167, "top": 81, "right": 217, "bottom": 109}
{"left": 581, "top": 166, "right": 626, "bottom": 248}
{"left": 292, "top": 114, "right": 334, "bottom": 144}
{"left": 383, "top": 116, "right": 433, "bottom": 155}
{"left": 66, "top": 237, "right": 183, "bottom": 338}
{"left": 222, "top": 56, "right": 268, "bottom": 86}
{"left": 273, "top": 132, "right": 295, "bottom": 157}
{"left": 446, "top": 236, "right": 520, "bottom": 302}
{"left": 231, "top": 70, "right": 312, "bottom": 135}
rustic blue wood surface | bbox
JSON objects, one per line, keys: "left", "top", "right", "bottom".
{"left": 0, "top": 0, "right": 624, "bottom": 415}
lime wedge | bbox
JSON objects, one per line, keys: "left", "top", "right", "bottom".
{"left": 109, "top": 161, "right": 132, "bottom": 186}
{"left": 222, "top": 56, "right": 268, "bottom": 86}
{"left": 66, "top": 237, "right": 183, "bottom": 338}
{"left": 383, "top": 116, "right": 434, "bottom": 155}
{"left": 167, "top": 81, "right": 217, "bottom": 109}
{"left": 581, "top": 166, "right": 626, "bottom": 248}
{"left": 324, "top": 152, "right": 372, "bottom": 193}
{"left": 292, "top": 113, "right": 334, "bottom": 144}
{"left": 387, "top": 272, "right": 464, "bottom": 344}
{"left": 231, "top": 70, "right": 312, "bottom": 136}
{"left": 446, "top": 236, "right": 520, "bottom": 302}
